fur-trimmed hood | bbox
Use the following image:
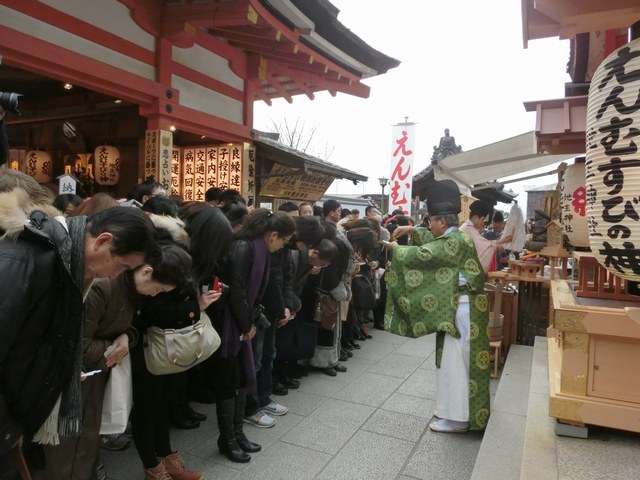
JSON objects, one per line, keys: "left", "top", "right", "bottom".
{"left": 148, "top": 213, "right": 190, "bottom": 247}
{"left": 0, "top": 188, "right": 62, "bottom": 239}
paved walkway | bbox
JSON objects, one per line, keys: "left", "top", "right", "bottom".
{"left": 103, "top": 329, "right": 500, "bottom": 479}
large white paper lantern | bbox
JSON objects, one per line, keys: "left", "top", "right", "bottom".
{"left": 94, "top": 145, "right": 120, "bottom": 186}
{"left": 586, "top": 37, "right": 640, "bottom": 281}
{"left": 560, "top": 161, "right": 589, "bottom": 247}
{"left": 25, "top": 150, "right": 52, "bottom": 183}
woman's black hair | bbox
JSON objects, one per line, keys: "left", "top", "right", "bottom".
{"left": 179, "top": 203, "right": 233, "bottom": 286}
{"left": 142, "top": 195, "right": 179, "bottom": 217}
{"left": 147, "top": 244, "right": 195, "bottom": 296}
{"left": 344, "top": 219, "right": 376, "bottom": 258}
{"left": 234, "top": 208, "right": 296, "bottom": 240}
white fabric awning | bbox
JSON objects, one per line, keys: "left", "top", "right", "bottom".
{"left": 433, "top": 131, "right": 577, "bottom": 193}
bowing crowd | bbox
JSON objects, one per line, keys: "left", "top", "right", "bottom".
{"left": 0, "top": 170, "right": 417, "bottom": 480}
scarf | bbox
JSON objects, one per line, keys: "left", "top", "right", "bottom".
{"left": 33, "top": 215, "right": 86, "bottom": 444}
{"left": 219, "top": 237, "right": 270, "bottom": 393}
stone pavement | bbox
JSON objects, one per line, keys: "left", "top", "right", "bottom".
{"left": 103, "top": 329, "right": 500, "bottom": 479}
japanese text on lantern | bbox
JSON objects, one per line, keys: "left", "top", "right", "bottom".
{"left": 389, "top": 124, "right": 415, "bottom": 214}
{"left": 586, "top": 42, "right": 640, "bottom": 277}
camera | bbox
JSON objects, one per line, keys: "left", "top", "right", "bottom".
{"left": 0, "top": 91, "right": 23, "bottom": 115}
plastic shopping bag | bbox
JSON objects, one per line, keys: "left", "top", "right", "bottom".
{"left": 100, "top": 354, "right": 132, "bottom": 435}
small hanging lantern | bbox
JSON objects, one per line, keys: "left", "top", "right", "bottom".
{"left": 25, "top": 150, "right": 53, "bottom": 183}
{"left": 586, "top": 37, "right": 640, "bottom": 281}
{"left": 94, "top": 145, "right": 120, "bottom": 186}
{"left": 560, "top": 160, "right": 589, "bottom": 248}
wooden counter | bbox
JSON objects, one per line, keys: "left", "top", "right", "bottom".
{"left": 548, "top": 280, "right": 640, "bottom": 433}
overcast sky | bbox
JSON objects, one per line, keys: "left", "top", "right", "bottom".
{"left": 253, "top": 0, "right": 573, "bottom": 214}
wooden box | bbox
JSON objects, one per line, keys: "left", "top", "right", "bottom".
{"left": 548, "top": 280, "right": 640, "bottom": 433}
{"left": 509, "top": 260, "right": 544, "bottom": 280}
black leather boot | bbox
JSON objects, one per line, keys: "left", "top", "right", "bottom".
{"left": 234, "top": 389, "right": 262, "bottom": 453}
{"left": 216, "top": 398, "right": 251, "bottom": 463}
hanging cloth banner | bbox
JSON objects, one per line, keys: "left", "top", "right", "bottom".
{"left": 389, "top": 123, "right": 416, "bottom": 215}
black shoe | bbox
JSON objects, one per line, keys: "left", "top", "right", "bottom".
{"left": 360, "top": 328, "right": 373, "bottom": 339}
{"left": 185, "top": 406, "right": 207, "bottom": 422}
{"left": 282, "top": 378, "right": 300, "bottom": 389}
{"left": 272, "top": 383, "right": 289, "bottom": 396}
{"left": 349, "top": 340, "right": 361, "bottom": 350}
{"left": 341, "top": 341, "right": 353, "bottom": 351}
{"left": 235, "top": 433, "right": 262, "bottom": 453}
{"left": 171, "top": 416, "right": 200, "bottom": 430}
{"left": 320, "top": 367, "right": 337, "bottom": 377}
{"left": 374, "top": 323, "right": 385, "bottom": 331}
{"left": 333, "top": 363, "right": 347, "bottom": 373}
{"left": 217, "top": 436, "right": 251, "bottom": 463}
{"left": 339, "top": 352, "right": 349, "bottom": 362}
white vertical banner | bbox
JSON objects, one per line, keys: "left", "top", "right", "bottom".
{"left": 389, "top": 123, "right": 416, "bottom": 214}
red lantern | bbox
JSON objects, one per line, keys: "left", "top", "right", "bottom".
{"left": 94, "top": 145, "right": 120, "bottom": 186}
{"left": 25, "top": 150, "right": 52, "bottom": 183}
{"left": 586, "top": 37, "right": 640, "bottom": 281}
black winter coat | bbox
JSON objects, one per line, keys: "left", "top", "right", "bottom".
{"left": 0, "top": 212, "right": 83, "bottom": 453}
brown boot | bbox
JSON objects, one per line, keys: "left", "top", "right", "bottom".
{"left": 162, "top": 451, "right": 202, "bottom": 480}
{"left": 144, "top": 460, "right": 172, "bottom": 480}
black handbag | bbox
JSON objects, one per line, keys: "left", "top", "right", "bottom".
{"left": 275, "top": 319, "right": 318, "bottom": 361}
{"left": 351, "top": 274, "right": 377, "bottom": 310}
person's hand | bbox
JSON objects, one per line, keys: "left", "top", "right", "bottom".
{"left": 352, "top": 263, "right": 361, "bottom": 275}
{"left": 105, "top": 333, "right": 129, "bottom": 368}
{"left": 385, "top": 241, "right": 399, "bottom": 251}
{"left": 278, "top": 307, "right": 291, "bottom": 327}
{"left": 309, "top": 266, "right": 322, "bottom": 275}
{"left": 392, "top": 225, "right": 413, "bottom": 239}
{"left": 198, "top": 290, "right": 222, "bottom": 311}
{"left": 368, "top": 260, "right": 379, "bottom": 269}
{"left": 244, "top": 324, "right": 256, "bottom": 341}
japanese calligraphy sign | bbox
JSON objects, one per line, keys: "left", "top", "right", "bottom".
{"left": 57, "top": 174, "right": 77, "bottom": 194}
{"left": 586, "top": 37, "right": 640, "bottom": 280}
{"left": 182, "top": 148, "right": 196, "bottom": 201}
{"left": 194, "top": 147, "right": 207, "bottom": 202}
{"left": 560, "top": 161, "right": 589, "bottom": 247}
{"left": 144, "top": 130, "right": 173, "bottom": 190}
{"left": 171, "top": 148, "right": 181, "bottom": 196}
{"left": 242, "top": 145, "right": 256, "bottom": 205}
{"left": 205, "top": 147, "right": 218, "bottom": 189}
{"left": 260, "top": 163, "right": 333, "bottom": 201}
{"left": 389, "top": 123, "right": 415, "bottom": 215}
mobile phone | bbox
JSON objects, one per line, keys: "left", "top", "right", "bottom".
{"left": 201, "top": 283, "right": 210, "bottom": 293}
{"left": 213, "top": 276, "right": 230, "bottom": 293}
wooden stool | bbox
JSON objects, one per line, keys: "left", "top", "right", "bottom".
{"left": 490, "top": 339, "right": 502, "bottom": 379}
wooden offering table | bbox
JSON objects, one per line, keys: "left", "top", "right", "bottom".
{"left": 548, "top": 279, "right": 640, "bottom": 433}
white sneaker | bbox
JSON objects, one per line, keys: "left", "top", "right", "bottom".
{"left": 243, "top": 411, "right": 276, "bottom": 428}
{"left": 262, "top": 401, "right": 288, "bottom": 416}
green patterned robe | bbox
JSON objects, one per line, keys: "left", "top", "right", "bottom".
{"left": 384, "top": 227, "right": 491, "bottom": 430}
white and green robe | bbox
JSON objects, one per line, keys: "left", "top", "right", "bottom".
{"left": 384, "top": 227, "right": 491, "bottom": 430}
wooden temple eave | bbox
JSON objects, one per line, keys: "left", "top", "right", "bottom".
{"left": 522, "top": 0, "right": 640, "bottom": 47}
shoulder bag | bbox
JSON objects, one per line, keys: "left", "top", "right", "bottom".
{"left": 143, "top": 311, "right": 221, "bottom": 375}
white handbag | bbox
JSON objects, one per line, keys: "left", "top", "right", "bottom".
{"left": 143, "top": 311, "right": 221, "bottom": 375}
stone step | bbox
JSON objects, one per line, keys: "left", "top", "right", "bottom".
{"left": 471, "top": 343, "right": 534, "bottom": 480}
{"left": 520, "top": 336, "right": 558, "bottom": 480}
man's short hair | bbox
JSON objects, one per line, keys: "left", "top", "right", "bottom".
{"left": 365, "top": 205, "right": 378, "bottom": 216}
{"left": 315, "top": 238, "right": 337, "bottom": 261}
{"left": 87, "top": 207, "right": 160, "bottom": 260}
{"left": 323, "top": 200, "right": 340, "bottom": 218}
{"left": 432, "top": 213, "right": 459, "bottom": 228}
{"left": 278, "top": 201, "right": 299, "bottom": 213}
{"left": 351, "top": 209, "right": 360, "bottom": 216}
